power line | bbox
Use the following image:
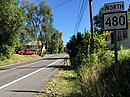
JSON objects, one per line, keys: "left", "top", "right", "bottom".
{"left": 76, "top": 0, "right": 87, "bottom": 33}
{"left": 74, "top": 0, "right": 87, "bottom": 34}
{"left": 74, "top": 0, "right": 82, "bottom": 34}
{"left": 52, "top": 0, "right": 72, "bottom": 9}
{"left": 21, "top": 0, "right": 72, "bottom": 10}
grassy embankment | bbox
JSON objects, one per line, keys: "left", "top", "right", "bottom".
{"left": 0, "top": 54, "right": 41, "bottom": 66}
{"left": 38, "top": 60, "right": 81, "bottom": 97}
{"left": 38, "top": 49, "right": 130, "bottom": 97}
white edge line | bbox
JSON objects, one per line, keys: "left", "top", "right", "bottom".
{"left": 0, "top": 54, "right": 66, "bottom": 90}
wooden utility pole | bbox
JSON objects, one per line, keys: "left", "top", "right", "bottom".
{"left": 89, "top": 0, "right": 94, "bottom": 39}
{"left": 89, "top": 0, "right": 94, "bottom": 53}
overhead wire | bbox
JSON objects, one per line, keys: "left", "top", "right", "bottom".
{"left": 52, "top": 0, "right": 72, "bottom": 9}
{"left": 74, "top": 0, "right": 83, "bottom": 34}
{"left": 74, "top": 0, "right": 87, "bottom": 35}
{"left": 21, "top": 0, "right": 86, "bottom": 35}
{"left": 21, "top": 0, "right": 72, "bottom": 10}
{"left": 76, "top": 0, "right": 87, "bottom": 33}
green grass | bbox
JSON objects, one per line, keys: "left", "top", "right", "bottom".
{"left": 38, "top": 61, "right": 81, "bottom": 97}
{"left": 0, "top": 54, "right": 41, "bottom": 66}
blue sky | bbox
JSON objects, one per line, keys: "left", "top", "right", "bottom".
{"left": 33, "top": 0, "right": 130, "bottom": 45}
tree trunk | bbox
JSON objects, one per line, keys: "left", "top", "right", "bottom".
{"left": 39, "top": 42, "right": 44, "bottom": 56}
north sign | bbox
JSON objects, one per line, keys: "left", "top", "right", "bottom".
{"left": 104, "top": 1, "right": 124, "bottom": 13}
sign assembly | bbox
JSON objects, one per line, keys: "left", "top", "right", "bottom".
{"left": 103, "top": 1, "right": 128, "bottom": 65}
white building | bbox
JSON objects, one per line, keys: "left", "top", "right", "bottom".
{"left": 24, "top": 41, "right": 46, "bottom": 52}
{"left": 107, "top": 19, "right": 130, "bottom": 49}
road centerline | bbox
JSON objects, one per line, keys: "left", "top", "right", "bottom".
{"left": 0, "top": 60, "right": 46, "bottom": 73}
{"left": 0, "top": 59, "right": 63, "bottom": 90}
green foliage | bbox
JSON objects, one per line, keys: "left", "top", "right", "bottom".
{"left": 20, "top": 0, "right": 64, "bottom": 55}
{"left": 67, "top": 32, "right": 85, "bottom": 66}
{"left": 20, "top": 0, "right": 41, "bottom": 45}
{"left": 0, "top": 0, "right": 26, "bottom": 59}
{"left": 94, "top": 7, "right": 104, "bottom": 34}
{"left": 66, "top": 31, "right": 107, "bottom": 67}
{"left": 40, "top": 1, "right": 53, "bottom": 54}
{"left": 77, "top": 49, "right": 130, "bottom": 97}
{"left": 49, "top": 29, "right": 64, "bottom": 54}
{"left": 128, "top": 4, "right": 130, "bottom": 12}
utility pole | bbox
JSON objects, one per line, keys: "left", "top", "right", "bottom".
{"left": 89, "top": 0, "right": 94, "bottom": 53}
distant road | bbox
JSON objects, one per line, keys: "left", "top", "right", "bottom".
{"left": 0, "top": 54, "right": 67, "bottom": 97}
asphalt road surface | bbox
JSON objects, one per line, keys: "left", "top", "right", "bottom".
{"left": 0, "top": 54, "right": 67, "bottom": 97}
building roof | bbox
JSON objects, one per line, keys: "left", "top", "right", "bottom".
{"left": 24, "top": 41, "right": 42, "bottom": 46}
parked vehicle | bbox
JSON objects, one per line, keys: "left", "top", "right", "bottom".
{"left": 18, "top": 49, "right": 34, "bottom": 55}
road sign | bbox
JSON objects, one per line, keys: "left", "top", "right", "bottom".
{"left": 103, "top": 1, "right": 127, "bottom": 66}
{"left": 104, "top": 1, "right": 124, "bottom": 13}
{"left": 103, "top": 11, "right": 128, "bottom": 31}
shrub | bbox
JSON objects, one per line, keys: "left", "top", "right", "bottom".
{"left": 77, "top": 50, "right": 130, "bottom": 97}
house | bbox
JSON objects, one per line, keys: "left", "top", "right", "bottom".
{"left": 107, "top": 19, "right": 130, "bottom": 49}
{"left": 24, "top": 41, "right": 46, "bottom": 53}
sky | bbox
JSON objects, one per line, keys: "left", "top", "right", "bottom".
{"left": 32, "top": 0, "right": 130, "bottom": 46}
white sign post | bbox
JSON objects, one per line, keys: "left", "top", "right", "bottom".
{"left": 103, "top": 1, "right": 128, "bottom": 66}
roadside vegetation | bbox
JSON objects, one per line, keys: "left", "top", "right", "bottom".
{"left": 38, "top": 60, "right": 81, "bottom": 97}
{"left": 66, "top": 28, "right": 130, "bottom": 97}
{"left": 0, "top": 54, "right": 40, "bottom": 66}
{"left": 65, "top": 6, "right": 130, "bottom": 97}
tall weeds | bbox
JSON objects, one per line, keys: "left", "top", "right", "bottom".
{"left": 77, "top": 50, "right": 130, "bottom": 97}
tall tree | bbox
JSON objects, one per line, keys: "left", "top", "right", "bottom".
{"left": 58, "top": 32, "right": 64, "bottom": 53}
{"left": 94, "top": 7, "right": 104, "bottom": 34}
{"left": 21, "top": 0, "right": 40, "bottom": 43}
{"left": 21, "top": 0, "right": 53, "bottom": 55}
{"left": 0, "top": 0, "right": 26, "bottom": 58}
{"left": 40, "top": 1, "right": 53, "bottom": 54}
{"left": 50, "top": 29, "right": 60, "bottom": 53}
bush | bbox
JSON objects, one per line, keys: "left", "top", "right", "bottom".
{"left": 77, "top": 50, "right": 130, "bottom": 97}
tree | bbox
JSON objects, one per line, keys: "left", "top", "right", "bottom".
{"left": 50, "top": 29, "right": 59, "bottom": 53}
{"left": 20, "top": 0, "right": 40, "bottom": 44}
{"left": 20, "top": 0, "right": 64, "bottom": 56}
{"left": 128, "top": 4, "right": 130, "bottom": 12}
{"left": 21, "top": 0, "right": 54, "bottom": 55}
{"left": 48, "top": 28, "right": 64, "bottom": 54}
{"left": 0, "top": 0, "right": 26, "bottom": 58}
{"left": 94, "top": 7, "right": 104, "bottom": 34}
{"left": 40, "top": 1, "right": 53, "bottom": 54}
{"left": 58, "top": 32, "right": 64, "bottom": 53}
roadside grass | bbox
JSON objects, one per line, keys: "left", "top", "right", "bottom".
{"left": 0, "top": 54, "right": 41, "bottom": 66}
{"left": 38, "top": 60, "right": 81, "bottom": 97}
{"left": 37, "top": 49, "right": 130, "bottom": 97}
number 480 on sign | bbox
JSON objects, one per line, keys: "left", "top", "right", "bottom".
{"left": 103, "top": 11, "right": 128, "bottom": 31}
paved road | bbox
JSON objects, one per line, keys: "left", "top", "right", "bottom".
{"left": 0, "top": 54, "right": 67, "bottom": 97}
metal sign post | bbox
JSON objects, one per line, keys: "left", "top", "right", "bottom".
{"left": 114, "top": 30, "right": 118, "bottom": 65}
